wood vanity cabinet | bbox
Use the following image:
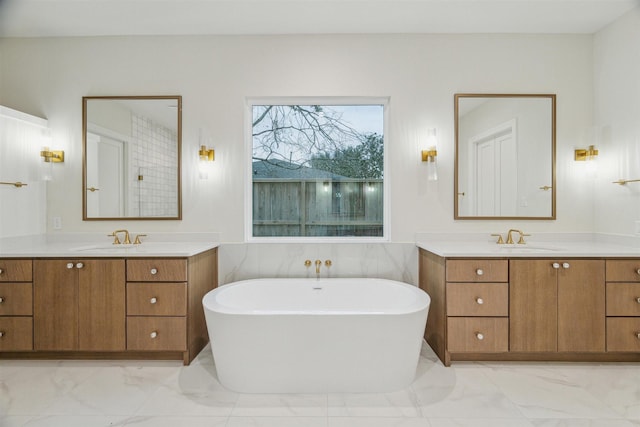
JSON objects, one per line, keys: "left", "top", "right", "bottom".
{"left": 33, "top": 259, "right": 126, "bottom": 351}
{"left": 0, "top": 259, "right": 34, "bottom": 351}
{"left": 510, "top": 259, "right": 605, "bottom": 353}
{"left": 419, "top": 249, "right": 636, "bottom": 366}
{"left": 126, "top": 259, "right": 188, "bottom": 352}
{"left": 445, "top": 260, "right": 509, "bottom": 354}
{"left": 2, "top": 248, "right": 217, "bottom": 364}
{"left": 605, "top": 260, "right": 640, "bottom": 352}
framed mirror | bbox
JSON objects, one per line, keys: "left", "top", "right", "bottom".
{"left": 454, "top": 93, "right": 556, "bottom": 220}
{"left": 82, "top": 96, "right": 182, "bottom": 220}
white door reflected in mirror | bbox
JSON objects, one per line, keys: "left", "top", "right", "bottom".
{"left": 455, "top": 94, "right": 555, "bottom": 220}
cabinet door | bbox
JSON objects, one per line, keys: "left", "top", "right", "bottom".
{"left": 78, "top": 259, "right": 126, "bottom": 351}
{"left": 557, "top": 260, "right": 605, "bottom": 352}
{"left": 34, "top": 260, "right": 78, "bottom": 350}
{"left": 510, "top": 259, "right": 558, "bottom": 352}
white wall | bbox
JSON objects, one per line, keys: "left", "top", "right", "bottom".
{"left": 0, "top": 107, "right": 48, "bottom": 238}
{"left": 593, "top": 7, "right": 640, "bottom": 236}
{"left": 0, "top": 34, "right": 596, "bottom": 246}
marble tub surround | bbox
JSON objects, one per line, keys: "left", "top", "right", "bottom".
{"left": 0, "top": 232, "right": 220, "bottom": 257}
{"left": 1, "top": 342, "right": 640, "bottom": 427}
{"left": 416, "top": 232, "right": 640, "bottom": 258}
{"left": 218, "top": 242, "right": 417, "bottom": 286}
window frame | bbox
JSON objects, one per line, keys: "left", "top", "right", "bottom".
{"left": 245, "top": 96, "right": 390, "bottom": 243}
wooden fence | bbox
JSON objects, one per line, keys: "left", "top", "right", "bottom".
{"left": 253, "top": 178, "right": 383, "bottom": 237}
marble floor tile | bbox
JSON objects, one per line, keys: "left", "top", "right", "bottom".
{"left": 226, "top": 416, "right": 328, "bottom": 427}
{"left": 328, "top": 390, "right": 420, "bottom": 417}
{"left": 328, "top": 416, "right": 431, "bottom": 426}
{"left": 0, "top": 416, "right": 33, "bottom": 427}
{"left": 18, "top": 415, "right": 129, "bottom": 427}
{"left": 413, "top": 364, "right": 525, "bottom": 419}
{"left": 231, "top": 393, "right": 328, "bottom": 417}
{"left": 120, "top": 415, "right": 229, "bottom": 426}
{"left": 529, "top": 420, "right": 640, "bottom": 427}
{"left": 483, "top": 365, "right": 624, "bottom": 419}
{"left": 427, "top": 419, "right": 536, "bottom": 427}
{"left": 1, "top": 342, "right": 639, "bottom": 427}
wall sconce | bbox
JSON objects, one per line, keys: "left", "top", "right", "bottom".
{"left": 40, "top": 147, "right": 64, "bottom": 181}
{"left": 40, "top": 147, "right": 64, "bottom": 163}
{"left": 199, "top": 145, "right": 215, "bottom": 162}
{"left": 421, "top": 128, "right": 438, "bottom": 181}
{"left": 574, "top": 145, "right": 598, "bottom": 161}
{"left": 198, "top": 145, "right": 215, "bottom": 180}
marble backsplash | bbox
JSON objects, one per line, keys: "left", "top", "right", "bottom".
{"left": 218, "top": 243, "right": 418, "bottom": 286}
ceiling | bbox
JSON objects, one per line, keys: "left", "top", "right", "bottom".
{"left": 0, "top": 0, "right": 638, "bottom": 38}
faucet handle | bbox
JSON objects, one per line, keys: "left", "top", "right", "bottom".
{"left": 133, "top": 234, "right": 147, "bottom": 245}
{"left": 518, "top": 233, "right": 531, "bottom": 244}
{"left": 304, "top": 259, "right": 312, "bottom": 267}
{"left": 108, "top": 232, "right": 121, "bottom": 245}
{"left": 491, "top": 234, "right": 505, "bottom": 244}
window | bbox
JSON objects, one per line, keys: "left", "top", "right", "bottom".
{"left": 248, "top": 98, "right": 387, "bottom": 240}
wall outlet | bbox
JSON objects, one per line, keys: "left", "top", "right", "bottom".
{"left": 635, "top": 221, "right": 640, "bottom": 235}
{"left": 52, "top": 216, "right": 62, "bottom": 230}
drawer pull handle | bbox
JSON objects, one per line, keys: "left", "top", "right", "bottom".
{"left": 636, "top": 332, "right": 640, "bottom": 340}
{"left": 636, "top": 297, "right": 640, "bottom": 304}
{"left": 636, "top": 269, "right": 640, "bottom": 275}
{"left": 476, "top": 297, "right": 484, "bottom": 305}
{"left": 150, "top": 331, "right": 158, "bottom": 339}
{"left": 552, "top": 262, "right": 560, "bottom": 269}
{"left": 150, "top": 268, "right": 158, "bottom": 275}
{"left": 475, "top": 332, "right": 484, "bottom": 340}
{"left": 67, "top": 263, "right": 74, "bottom": 269}
{"left": 0, "top": 331, "right": 4, "bottom": 338}
{"left": 562, "top": 262, "right": 570, "bottom": 269}
{"left": 150, "top": 297, "right": 157, "bottom": 304}
{"left": 0, "top": 268, "right": 3, "bottom": 275}
{"left": 0, "top": 297, "right": 4, "bottom": 303}
{"left": 476, "top": 269, "right": 484, "bottom": 276}
{"left": 76, "top": 262, "right": 84, "bottom": 269}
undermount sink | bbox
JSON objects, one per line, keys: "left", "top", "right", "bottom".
{"left": 70, "top": 242, "right": 178, "bottom": 252}
{"left": 496, "top": 244, "right": 559, "bottom": 252}
{"left": 71, "top": 244, "right": 137, "bottom": 252}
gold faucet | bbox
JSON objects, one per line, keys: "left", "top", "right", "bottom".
{"left": 506, "top": 229, "right": 530, "bottom": 244}
{"left": 108, "top": 229, "right": 131, "bottom": 245}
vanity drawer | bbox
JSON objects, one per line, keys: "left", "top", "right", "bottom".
{"left": 606, "top": 260, "right": 640, "bottom": 282}
{"left": 447, "top": 317, "right": 508, "bottom": 353}
{"left": 606, "top": 318, "right": 640, "bottom": 352}
{"left": 0, "top": 283, "right": 33, "bottom": 316}
{"left": 127, "top": 259, "right": 187, "bottom": 282}
{"left": 127, "top": 282, "right": 187, "bottom": 316}
{"left": 0, "top": 260, "right": 32, "bottom": 282}
{"left": 446, "top": 282, "right": 508, "bottom": 316}
{"left": 127, "top": 316, "right": 187, "bottom": 351}
{"left": 606, "top": 283, "right": 640, "bottom": 316}
{"left": 446, "top": 260, "right": 508, "bottom": 283}
{"left": 0, "top": 317, "right": 33, "bottom": 351}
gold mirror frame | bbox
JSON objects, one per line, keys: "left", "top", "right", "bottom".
{"left": 82, "top": 95, "right": 182, "bottom": 220}
{"left": 454, "top": 93, "right": 556, "bottom": 220}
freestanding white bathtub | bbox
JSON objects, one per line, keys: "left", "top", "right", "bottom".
{"left": 202, "top": 278, "right": 430, "bottom": 393}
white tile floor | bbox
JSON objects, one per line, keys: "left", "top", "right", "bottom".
{"left": 1, "top": 342, "right": 639, "bottom": 427}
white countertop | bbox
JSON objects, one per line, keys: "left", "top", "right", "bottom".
{"left": 0, "top": 233, "right": 220, "bottom": 258}
{"left": 416, "top": 232, "right": 640, "bottom": 258}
